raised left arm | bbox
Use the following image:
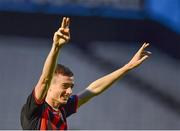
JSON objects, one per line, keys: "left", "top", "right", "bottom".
{"left": 77, "top": 43, "right": 151, "bottom": 108}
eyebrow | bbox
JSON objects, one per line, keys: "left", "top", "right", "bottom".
{"left": 62, "top": 83, "right": 74, "bottom": 88}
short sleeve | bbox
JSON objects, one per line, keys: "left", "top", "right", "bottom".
{"left": 21, "top": 89, "right": 44, "bottom": 124}
{"left": 24, "top": 90, "right": 43, "bottom": 118}
{"left": 63, "top": 95, "right": 78, "bottom": 117}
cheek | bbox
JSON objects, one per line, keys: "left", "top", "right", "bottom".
{"left": 59, "top": 90, "right": 66, "bottom": 96}
{"left": 52, "top": 91, "right": 59, "bottom": 98}
{"left": 50, "top": 88, "right": 60, "bottom": 96}
{"left": 54, "top": 89, "right": 66, "bottom": 96}
{"left": 50, "top": 86, "right": 66, "bottom": 96}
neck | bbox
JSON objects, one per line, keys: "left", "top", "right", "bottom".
{"left": 45, "top": 96, "right": 61, "bottom": 110}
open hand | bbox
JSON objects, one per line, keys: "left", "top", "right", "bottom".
{"left": 126, "top": 43, "right": 151, "bottom": 70}
{"left": 53, "top": 17, "right": 70, "bottom": 47}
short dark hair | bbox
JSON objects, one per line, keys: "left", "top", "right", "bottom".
{"left": 54, "top": 64, "right": 73, "bottom": 77}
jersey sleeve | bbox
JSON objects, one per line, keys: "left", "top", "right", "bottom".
{"left": 21, "top": 89, "right": 44, "bottom": 120}
{"left": 63, "top": 95, "right": 78, "bottom": 117}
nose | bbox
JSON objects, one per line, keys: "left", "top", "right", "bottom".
{"left": 66, "top": 87, "right": 72, "bottom": 95}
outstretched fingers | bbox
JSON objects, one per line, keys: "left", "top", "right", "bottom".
{"left": 58, "top": 17, "right": 70, "bottom": 40}
{"left": 134, "top": 43, "right": 151, "bottom": 64}
{"left": 139, "top": 55, "right": 149, "bottom": 63}
{"left": 60, "top": 17, "right": 70, "bottom": 29}
{"left": 59, "top": 17, "right": 70, "bottom": 35}
{"left": 141, "top": 51, "right": 152, "bottom": 57}
{"left": 127, "top": 42, "right": 151, "bottom": 69}
{"left": 61, "top": 17, "right": 66, "bottom": 29}
{"left": 138, "top": 42, "right": 149, "bottom": 53}
{"left": 66, "top": 17, "right": 70, "bottom": 28}
{"left": 53, "top": 17, "right": 71, "bottom": 45}
{"left": 139, "top": 49, "right": 151, "bottom": 63}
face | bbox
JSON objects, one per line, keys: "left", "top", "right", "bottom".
{"left": 48, "top": 74, "right": 74, "bottom": 105}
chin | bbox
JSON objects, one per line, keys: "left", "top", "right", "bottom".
{"left": 60, "top": 100, "right": 68, "bottom": 105}
{"left": 52, "top": 98, "right": 67, "bottom": 105}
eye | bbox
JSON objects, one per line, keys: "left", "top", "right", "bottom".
{"left": 62, "top": 83, "right": 74, "bottom": 89}
{"left": 62, "top": 84, "right": 68, "bottom": 89}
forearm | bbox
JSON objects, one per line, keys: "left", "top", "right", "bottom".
{"left": 86, "top": 42, "right": 151, "bottom": 96}
{"left": 78, "top": 64, "right": 131, "bottom": 107}
{"left": 41, "top": 44, "right": 62, "bottom": 82}
{"left": 35, "top": 44, "right": 62, "bottom": 99}
{"left": 87, "top": 64, "right": 131, "bottom": 96}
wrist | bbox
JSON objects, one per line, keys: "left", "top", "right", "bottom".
{"left": 52, "top": 44, "right": 63, "bottom": 53}
{"left": 52, "top": 42, "right": 63, "bottom": 49}
{"left": 123, "top": 63, "right": 133, "bottom": 71}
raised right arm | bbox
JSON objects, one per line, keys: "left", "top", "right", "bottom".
{"left": 34, "top": 17, "right": 70, "bottom": 102}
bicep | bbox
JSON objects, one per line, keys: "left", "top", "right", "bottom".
{"left": 34, "top": 76, "right": 51, "bottom": 102}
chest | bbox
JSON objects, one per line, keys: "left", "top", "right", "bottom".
{"left": 40, "top": 107, "right": 67, "bottom": 130}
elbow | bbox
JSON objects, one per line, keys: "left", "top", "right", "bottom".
{"left": 36, "top": 76, "right": 52, "bottom": 91}
{"left": 87, "top": 85, "right": 103, "bottom": 96}
{"left": 41, "top": 78, "right": 51, "bottom": 84}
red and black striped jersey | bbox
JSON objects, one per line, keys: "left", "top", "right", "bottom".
{"left": 20, "top": 90, "right": 78, "bottom": 130}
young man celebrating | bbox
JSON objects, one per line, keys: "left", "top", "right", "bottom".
{"left": 20, "top": 17, "right": 151, "bottom": 130}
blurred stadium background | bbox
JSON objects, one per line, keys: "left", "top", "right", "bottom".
{"left": 0, "top": 0, "right": 179, "bottom": 129}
